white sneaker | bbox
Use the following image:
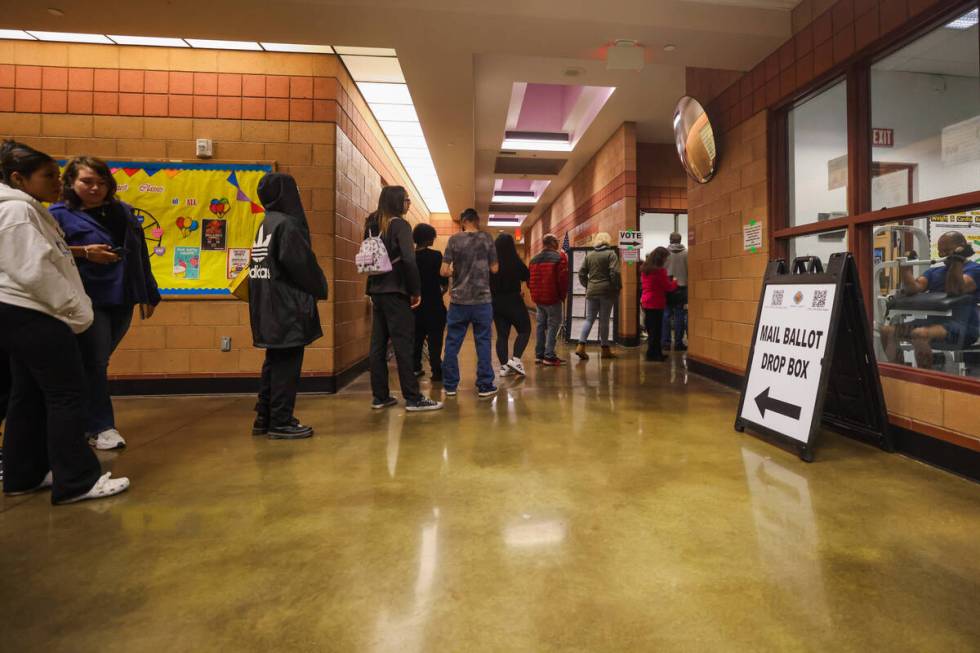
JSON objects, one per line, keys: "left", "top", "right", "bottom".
{"left": 4, "top": 471, "right": 53, "bottom": 496}
{"left": 507, "top": 357, "right": 526, "bottom": 376}
{"left": 498, "top": 365, "right": 515, "bottom": 377}
{"left": 89, "top": 428, "right": 126, "bottom": 450}
{"left": 56, "top": 472, "right": 130, "bottom": 504}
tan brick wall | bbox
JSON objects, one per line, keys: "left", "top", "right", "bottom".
{"left": 881, "top": 378, "right": 980, "bottom": 444}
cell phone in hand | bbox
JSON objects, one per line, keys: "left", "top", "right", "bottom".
{"left": 110, "top": 246, "right": 127, "bottom": 256}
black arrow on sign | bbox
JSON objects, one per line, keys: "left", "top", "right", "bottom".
{"left": 755, "top": 387, "right": 802, "bottom": 420}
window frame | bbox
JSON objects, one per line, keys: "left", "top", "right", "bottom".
{"left": 769, "top": 0, "right": 980, "bottom": 394}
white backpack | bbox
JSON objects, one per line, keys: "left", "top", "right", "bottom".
{"left": 356, "top": 222, "right": 401, "bottom": 275}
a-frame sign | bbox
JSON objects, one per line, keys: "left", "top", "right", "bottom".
{"left": 735, "top": 252, "right": 893, "bottom": 462}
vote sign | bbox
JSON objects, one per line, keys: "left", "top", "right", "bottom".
{"left": 740, "top": 283, "right": 837, "bottom": 443}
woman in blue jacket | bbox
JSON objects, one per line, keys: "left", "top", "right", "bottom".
{"left": 50, "top": 157, "right": 160, "bottom": 451}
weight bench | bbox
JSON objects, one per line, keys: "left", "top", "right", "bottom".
{"left": 884, "top": 292, "right": 980, "bottom": 375}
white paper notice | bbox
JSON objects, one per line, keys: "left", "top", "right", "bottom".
{"left": 942, "top": 115, "right": 980, "bottom": 166}
{"left": 740, "top": 283, "right": 837, "bottom": 444}
{"left": 743, "top": 222, "right": 763, "bottom": 252}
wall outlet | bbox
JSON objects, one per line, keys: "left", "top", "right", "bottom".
{"left": 220, "top": 336, "right": 232, "bottom": 352}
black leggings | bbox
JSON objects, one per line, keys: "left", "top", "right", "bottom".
{"left": 644, "top": 308, "right": 664, "bottom": 358}
{"left": 493, "top": 293, "right": 531, "bottom": 364}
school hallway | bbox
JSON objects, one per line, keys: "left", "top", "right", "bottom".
{"left": 2, "top": 346, "right": 978, "bottom": 652}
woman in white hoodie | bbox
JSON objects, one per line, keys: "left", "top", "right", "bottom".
{"left": 0, "top": 141, "right": 129, "bottom": 504}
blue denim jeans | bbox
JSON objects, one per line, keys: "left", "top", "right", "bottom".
{"left": 661, "top": 305, "right": 688, "bottom": 346}
{"left": 535, "top": 303, "right": 563, "bottom": 359}
{"left": 76, "top": 305, "right": 134, "bottom": 434}
{"left": 442, "top": 303, "right": 495, "bottom": 391}
{"left": 580, "top": 296, "right": 614, "bottom": 345}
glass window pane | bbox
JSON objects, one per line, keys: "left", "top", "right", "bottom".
{"left": 788, "top": 80, "right": 848, "bottom": 226}
{"left": 871, "top": 206, "right": 980, "bottom": 379}
{"left": 871, "top": 9, "right": 980, "bottom": 210}
{"left": 787, "top": 230, "right": 849, "bottom": 268}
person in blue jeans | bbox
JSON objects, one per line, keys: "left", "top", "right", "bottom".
{"left": 440, "top": 208, "right": 499, "bottom": 397}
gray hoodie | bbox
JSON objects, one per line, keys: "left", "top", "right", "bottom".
{"left": 667, "top": 243, "right": 688, "bottom": 287}
{"left": 0, "top": 183, "right": 93, "bottom": 333}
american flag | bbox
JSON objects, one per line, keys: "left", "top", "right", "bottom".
{"left": 561, "top": 233, "right": 570, "bottom": 252}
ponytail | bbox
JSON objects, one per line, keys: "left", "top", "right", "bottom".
{"left": 0, "top": 140, "right": 55, "bottom": 185}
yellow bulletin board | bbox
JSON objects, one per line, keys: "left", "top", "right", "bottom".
{"left": 74, "top": 161, "right": 273, "bottom": 296}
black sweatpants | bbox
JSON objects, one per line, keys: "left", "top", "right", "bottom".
{"left": 0, "top": 350, "right": 9, "bottom": 426}
{"left": 413, "top": 307, "right": 446, "bottom": 377}
{"left": 256, "top": 346, "right": 305, "bottom": 427}
{"left": 644, "top": 308, "right": 665, "bottom": 359}
{"left": 0, "top": 303, "right": 102, "bottom": 503}
{"left": 493, "top": 293, "right": 531, "bottom": 364}
{"left": 370, "top": 293, "right": 421, "bottom": 403}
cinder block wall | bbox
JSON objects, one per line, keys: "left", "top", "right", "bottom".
{"left": 0, "top": 41, "right": 432, "bottom": 383}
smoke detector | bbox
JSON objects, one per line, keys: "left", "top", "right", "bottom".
{"left": 563, "top": 66, "right": 586, "bottom": 78}
{"left": 606, "top": 39, "right": 644, "bottom": 71}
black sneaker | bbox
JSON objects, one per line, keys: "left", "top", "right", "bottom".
{"left": 254, "top": 416, "right": 303, "bottom": 435}
{"left": 371, "top": 396, "right": 398, "bottom": 410}
{"left": 477, "top": 385, "right": 498, "bottom": 398}
{"left": 405, "top": 397, "right": 444, "bottom": 412}
{"left": 534, "top": 357, "right": 544, "bottom": 365}
{"left": 268, "top": 423, "right": 314, "bottom": 439}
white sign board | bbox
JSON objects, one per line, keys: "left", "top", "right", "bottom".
{"left": 743, "top": 222, "right": 763, "bottom": 252}
{"left": 618, "top": 230, "right": 643, "bottom": 246}
{"left": 942, "top": 115, "right": 980, "bottom": 166}
{"left": 740, "top": 283, "right": 837, "bottom": 443}
{"left": 623, "top": 248, "right": 641, "bottom": 263}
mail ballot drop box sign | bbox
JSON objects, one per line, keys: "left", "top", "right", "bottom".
{"left": 739, "top": 283, "right": 837, "bottom": 444}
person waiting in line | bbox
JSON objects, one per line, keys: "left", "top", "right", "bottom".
{"left": 529, "top": 233, "right": 568, "bottom": 366}
{"left": 0, "top": 140, "right": 129, "bottom": 503}
{"left": 879, "top": 232, "right": 979, "bottom": 369}
{"left": 663, "top": 232, "right": 688, "bottom": 352}
{"left": 641, "top": 247, "right": 678, "bottom": 362}
{"left": 490, "top": 233, "right": 531, "bottom": 377}
{"left": 411, "top": 223, "right": 448, "bottom": 382}
{"left": 575, "top": 232, "right": 621, "bottom": 360}
{"left": 0, "top": 352, "right": 9, "bottom": 482}
{"left": 249, "top": 173, "right": 331, "bottom": 438}
{"left": 441, "top": 208, "right": 500, "bottom": 397}
{"left": 365, "top": 187, "right": 443, "bottom": 412}
{"left": 50, "top": 157, "right": 161, "bottom": 451}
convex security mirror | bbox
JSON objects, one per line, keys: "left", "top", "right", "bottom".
{"left": 673, "top": 96, "right": 718, "bottom": 183}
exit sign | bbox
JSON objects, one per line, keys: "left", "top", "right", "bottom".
{"left": 872, "top": 128, "right": 894, "bottom": 147}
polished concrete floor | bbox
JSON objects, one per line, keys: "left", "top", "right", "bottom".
{"left": 2, "top": 345, "right": 979, "bottom": 652}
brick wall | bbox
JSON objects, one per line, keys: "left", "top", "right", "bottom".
{"left": 0, "top": 41, "right": 433, "bottom": 383}
{"left": 636, "top": 143, "right": 688, "bottom": 212}
{"left": 527, "top": 123, "right": 639, "bottom": 340}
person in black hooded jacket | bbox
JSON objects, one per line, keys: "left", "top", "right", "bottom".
{"left": 248, "top": 173, "right": 328, "bottom": 439}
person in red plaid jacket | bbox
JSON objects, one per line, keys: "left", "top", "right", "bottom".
{"left": 529, "top": 234, "right": 569, "bottom": 365}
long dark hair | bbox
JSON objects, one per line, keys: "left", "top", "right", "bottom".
{"left": 495, "top": 233, "right": 523, "bottom": 274}
{"left": 61, "top": 156, "right": 118, "bottom": 209}
{"left": 939, "top": 231, "right": 974, "bottom": 295}
{"left": 370, "top": 185, "right": 408, "bottom": 235}
{"left": 642, "top": 246, "right": 670, "bottom": 274}
{"left": 0, "top": 140, "right": 55, "bottom": 186}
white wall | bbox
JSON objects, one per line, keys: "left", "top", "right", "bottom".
{"left": 640, "top": 212, "right": 687, "bottom": 257}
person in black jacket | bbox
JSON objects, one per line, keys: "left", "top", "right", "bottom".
{"left": 248, "top": 173, "right": 328, "bottom": 439}
{"left": 490, "top": 233, "right": 531, "bottom": 377}
{"left": 365, "top": 186, "right": 442, "bottom": 412}
{"left": 411, "top": 223, "right": 448, "bottom": 381}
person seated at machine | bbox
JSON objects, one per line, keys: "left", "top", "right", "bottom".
{"left": 879, "top": 232, "right": 980, "bottom": 369}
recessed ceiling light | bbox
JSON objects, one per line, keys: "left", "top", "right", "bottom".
{"left": 260, "top": 42, "right": 334, "bottom": 53}
{"left": 27, "top": 30, "right": 112, "bottom": 44}
{"left": 334, "top": 46, "right": 396, "bottom": 56}
{"left": 184, "top": 39, "right": 262, "bottom": 51}
{"left": 47, "top": 8, "right": 65, "bottom": 16}
{"left": 946, "top": 8, "right": 978, "bottom": 30}
{"left": 0, "top": 30, "right": 36, "bottom": 40}
{"left": 357, "top": 82, "right": 412, "bottom": 104}
{"left": 663, "top": 44, "right": 677, "bottom": 52}
{"left": 108, "top": 35, "right": 189, "bottom": 48}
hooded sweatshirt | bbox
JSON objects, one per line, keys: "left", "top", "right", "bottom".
{"left": 248, "top": 173, "right": 328, "bottom": 349}
{"left": 0, "top": 183, "right": 93, "bottom": 333}
{"left": 667, "top": 243, "right": 688, "bottom": 287}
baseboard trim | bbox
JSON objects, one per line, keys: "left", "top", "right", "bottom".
{"left": 108, "top": 356, "right": 369, "bottom": 396}
{"left": 687, "top": 356, "right": 744, "bottom": 391}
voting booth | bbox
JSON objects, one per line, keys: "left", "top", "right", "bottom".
{"left": 735, "top": 253, "right": 892, "bottom": 462}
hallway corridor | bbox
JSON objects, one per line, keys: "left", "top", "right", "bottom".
{"left": 2, "top": 349, "right": 978, "bottom": 652}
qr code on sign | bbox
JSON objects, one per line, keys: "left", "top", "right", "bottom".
{"left": 812, "top": 290, "right": 827, "bottom": 308}
{"left": 771, "top": 290, "right": 784, "bottom": 306}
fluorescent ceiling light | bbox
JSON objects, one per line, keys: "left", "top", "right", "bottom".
{"left": 379, "top": 120, "right": 423, "bottom": 137}
{"left": 946, "top": 9, "right": 978, "bottom": 29}
{"left": 0, "top": 30, "right": 36, "bottom": 40}
{"left": 184, "top": 39, "right": 262, "bottom": 51}
{"left": 260, "top": 42, "right": 334, "bottom": 53}
{"left": 369, "top": 104, "right": 419, "bottom": 122}
{"left": 108, "top": 35, "right": 188, "bottom": 47}
{"left": 501, "top": 138, "right": 574, "bottom": 152}
{"left": 334, "top": 46, "right": 396, "bottom": 56}
{"left": 28, "top": 31, "right": 112, "bottom": 44}
{"left": 358, "top": 82, "right": 412, "bottom": 104}
{"left": 493, "top": 194, "right": 538, "bottom": 204}
{"left": 342, "top": 55, "right": 405, "bottom": 83}
{"left": 387, "top": 134, "right": 428, "bottom": 149}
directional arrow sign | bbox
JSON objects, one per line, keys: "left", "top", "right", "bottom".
{"left": 754, "top": 387, "right": 802, "bottom": 420}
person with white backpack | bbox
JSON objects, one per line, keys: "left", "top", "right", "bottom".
{"left": 361, "top": 186, "right": 443, "bottom": 412}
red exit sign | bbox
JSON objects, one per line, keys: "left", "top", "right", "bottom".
{"left": 872, "top": 128, "right": 894, "bottom": 147}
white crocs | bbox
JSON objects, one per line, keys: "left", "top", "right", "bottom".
{"left": 89, "top": 428, "right": 126, "bottom": 450}
{"left": 57, "top": 472, "right": 130, "bottom": 504}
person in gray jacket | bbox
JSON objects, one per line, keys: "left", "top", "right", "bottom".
{"left": 0, "top": 140, "right": 129, "bottom": 504}
{"left": 663, "top": 232, "right": 689, "bottom": 351}
{"left": 575, "top": 232, "right": 621, "bottom": 360}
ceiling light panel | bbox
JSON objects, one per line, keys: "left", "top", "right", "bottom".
{"left": 0, "top": 30, "right": 37, "bottom": 40}
{"left": 28, "top": 31, "right": 113, "bottom": 44}
{"left": 260, "top": 42, "right": 334, "bottom": 53}
{"left": 184, "top": 39, "right": 262, "bottom": 50}
{"left": 342, "top": 55, "right": 405, "bottom": 83}
{"left": 380, "top": 121, "right": 424, "bottom": 137}
{"left": 946, "top": 9, "right": 978, "bottom": 30}
{"left": 334, "top": 46, "right": 397, "bottom": 56}
{"left": 369, "top": 104, "right": 419, "bottom": 122}
{"left": 358, "top": 82, "right": 412, "bottom": 104}
{"left": 108, "top": 35, "right": 189, "bottom": 47}
{"left": 500, "top": 138, "right": 574, "bottom": 152}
